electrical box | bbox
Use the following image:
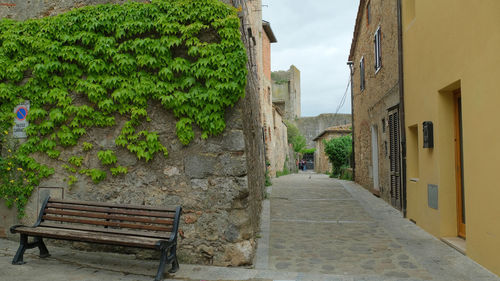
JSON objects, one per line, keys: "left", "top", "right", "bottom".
{"left": 423, "top": 121, "right": 434, "bottom": 148}
{"left": 428, "top": 184, "right": 438, "bottom": 209}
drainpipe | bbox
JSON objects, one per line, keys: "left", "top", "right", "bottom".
{"left": 347, "top": 61, "right": 355, "bottom": 179}
{"left": 397, "top": 0, "right": 407, "bottom": 217}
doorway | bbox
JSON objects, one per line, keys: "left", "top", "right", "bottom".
{"left": 454, "top": 90, "right": 466, "bottom": 238}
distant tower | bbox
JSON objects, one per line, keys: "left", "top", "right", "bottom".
{"left": 271, "top": 65, "right": 301, "bottom": 120}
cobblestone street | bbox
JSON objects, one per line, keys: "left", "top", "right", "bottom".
{"left": 255, "top": 172, "right": 499, "bottom": 281}
{"left": 1, "top": 173, "right": 499, "bottom": 281}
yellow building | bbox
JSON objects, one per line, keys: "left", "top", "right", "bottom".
{"left": 402, "top": 0, "right": 500, "bottom": 275}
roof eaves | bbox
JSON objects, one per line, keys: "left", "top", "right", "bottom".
{"left": 262, "top": 20, "right": 278, "bottom": 43}
{"left": 348, "top": 0, "right": 366, "bottom": 61}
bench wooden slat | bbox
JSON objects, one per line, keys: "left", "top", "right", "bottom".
{"left": 46, "top": 202, "right": 176, "bottom": 218}
{"left": 44, "top": 208, "right": 174, "bottom": 225}
{"left": 42, "top": 215, "right": 173, "bottom": 232}
{"left": 13, "top": 226, "right": 161, "bottom": 249}
{"left": 39, "top": 222, "right": 171, "bottom": 240}
{"left": 11, "top": 197, "right": 182, "bottom": 280}
{"left": 48, "top": 198, "right": 177, "bottom": 212}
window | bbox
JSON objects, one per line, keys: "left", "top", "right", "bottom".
{"left": 360, "top": 57, "right": 365, "bottom": 91}
{"left": 374, "top": 27, "right": 382, "bottom": 72}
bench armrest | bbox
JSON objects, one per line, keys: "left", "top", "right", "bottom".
{"left": 33, "top": 196, "right": 51, "bottom": 227}
{"left": 168, "top": 206, "right": 182, "bottom": 243}
{"left": 10, "top": 224, "right": 25, "bottom": 234}
{"left": 11, "top": 195, "right": 52, "bottom": 233}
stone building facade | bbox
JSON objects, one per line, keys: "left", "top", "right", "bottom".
{"left": 349, "top": 0, "right": 403, "bottom": 210}
{"left": 271, "top": 65, "right": 301, "bottom": 121}
{"left": 256, "top": 20, "right": 288, "bottom": 177}
{"left": 313, "top": 125, "right": 352, "bottom": 174}
{"left": 267, "top": 106, "right": 288, "bottom": 174}
{"left": 0, "top": 0, "right": 266, "bottom": 267}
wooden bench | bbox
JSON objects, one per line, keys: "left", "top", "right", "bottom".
{"left": 10, "top": 196, "right": 182, "bottom": 281}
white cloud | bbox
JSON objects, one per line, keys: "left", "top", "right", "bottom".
{"left": 263, "top": 0, "right": 359, "bottom": 116}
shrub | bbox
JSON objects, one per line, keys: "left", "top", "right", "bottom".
{"left": 324, "top": 135, "right": 352, "bottom": 177}
{"left": 300, "top": 148, "right": 316, "bottom": 154}
{"left": 285, "top": 121, "right": 306, "bottom": 153}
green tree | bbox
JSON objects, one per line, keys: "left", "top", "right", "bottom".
{"left": 285, "top": 121, "right": 306, "bottom": 153}
{"left": 323, "top": 135, "right": 352, "bottom": 176}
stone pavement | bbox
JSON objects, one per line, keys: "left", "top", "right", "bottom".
{"left": 1, "top": 173, "right": 499, "bottom": 281}
{"left": 255, "top": 173, "right": 499, "bottom": 281}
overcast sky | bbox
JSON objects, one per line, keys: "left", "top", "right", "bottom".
{"left": 262, "top": 0, "right": 359, "bottom": 117}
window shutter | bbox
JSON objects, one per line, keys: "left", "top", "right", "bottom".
{"left": 377, "top": 27, "right": 382, "bottom": 68}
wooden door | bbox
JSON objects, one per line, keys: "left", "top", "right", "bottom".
{"left": 454, "top": 91, "right": 466, "bottom": 238}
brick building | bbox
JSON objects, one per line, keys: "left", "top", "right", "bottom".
{"left": 349, "top": 0, "right": 404, "bottom": 210}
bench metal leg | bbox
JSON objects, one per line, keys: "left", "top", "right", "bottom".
{"left": 34, "top": 237, "right": 50, "bottom": 258}
{"left": 155, "top": 249, "right": 168, "bottom": 281}
{"left": 12, "top": 234, "right": 28, "bottom": 265}
{"left": 169, "top": 257, "right": 179, "bottom": 273}
{"left": 168, "top": 244, "right": 179, "bottom": 273}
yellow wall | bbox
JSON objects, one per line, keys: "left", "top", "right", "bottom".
{"left": 402, "top": 0, "right": 500, "bottom": 275}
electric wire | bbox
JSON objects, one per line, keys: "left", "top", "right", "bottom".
{"left": 333, "top": 73, "right": 351, "bottom": 117}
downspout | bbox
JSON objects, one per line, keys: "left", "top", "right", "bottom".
{"left": 347, "top": 61, "right": 355, "bottom": 179}
{"left": 397, "top": 0, "right": 407, "bottom": 217}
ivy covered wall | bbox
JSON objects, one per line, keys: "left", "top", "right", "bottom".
{"left": 0, "top": 0, "right": 265, "bottom": 266}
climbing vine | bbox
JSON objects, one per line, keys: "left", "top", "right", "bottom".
{"left": 0, "top": 0, "right": 247, "bottom": 215}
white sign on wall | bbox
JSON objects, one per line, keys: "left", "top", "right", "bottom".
{"left": 13, "top": 101, "right": 30, "bottom": 139}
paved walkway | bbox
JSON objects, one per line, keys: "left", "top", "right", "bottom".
{"left": 1, "top": 173, "right": 499, "bottom": 281}
{"left": 255, "top": 173, "right": 499, "bottom": 281}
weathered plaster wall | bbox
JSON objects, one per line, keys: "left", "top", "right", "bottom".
{"left": 256, "top": 13, "right": 288, "bottom": 178}
{"left": 0, "top": 0, "right": 266, "bottom": 267}
{"left": 269, "top": 107, "right": 287, "bottom": 174}
{"left": 295, "top": 113, "right": 351, "bottom": 149}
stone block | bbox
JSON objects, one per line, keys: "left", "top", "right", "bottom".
{"left": 217, "top": 153, "right": 247, "bottom": 177}
{"left": 224, "top": 240, "right": 255, "bottom": 266}
{"left": 163, "top": 166, "right": 181, "bottom": 177}
{"left": 221, "top": 130, "right": 245, "bottom": 151}
{"left": 184, "top": 154, "right": 218, "bottom": 179}
{"left": 190, "top": 179, "right": 209, "bottom": 190}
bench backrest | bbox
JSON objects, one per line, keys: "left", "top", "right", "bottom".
{"left": 36, "top": 197, "right": 182, "bottom": 241}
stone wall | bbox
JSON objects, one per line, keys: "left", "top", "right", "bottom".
{"left": 0, "top": 0, "right": 145, "bottom": 20}
{"left": 268, "top": 107, "right": 287, "bottom": 174}
{"left": 0, "top": 0, "right": 266, "bottom": 267}
{"left": 349, "top": 0, "right": 401, "bottom": 206}
{"left": 294, "top": 113, "right": 352, "bottom": 149}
